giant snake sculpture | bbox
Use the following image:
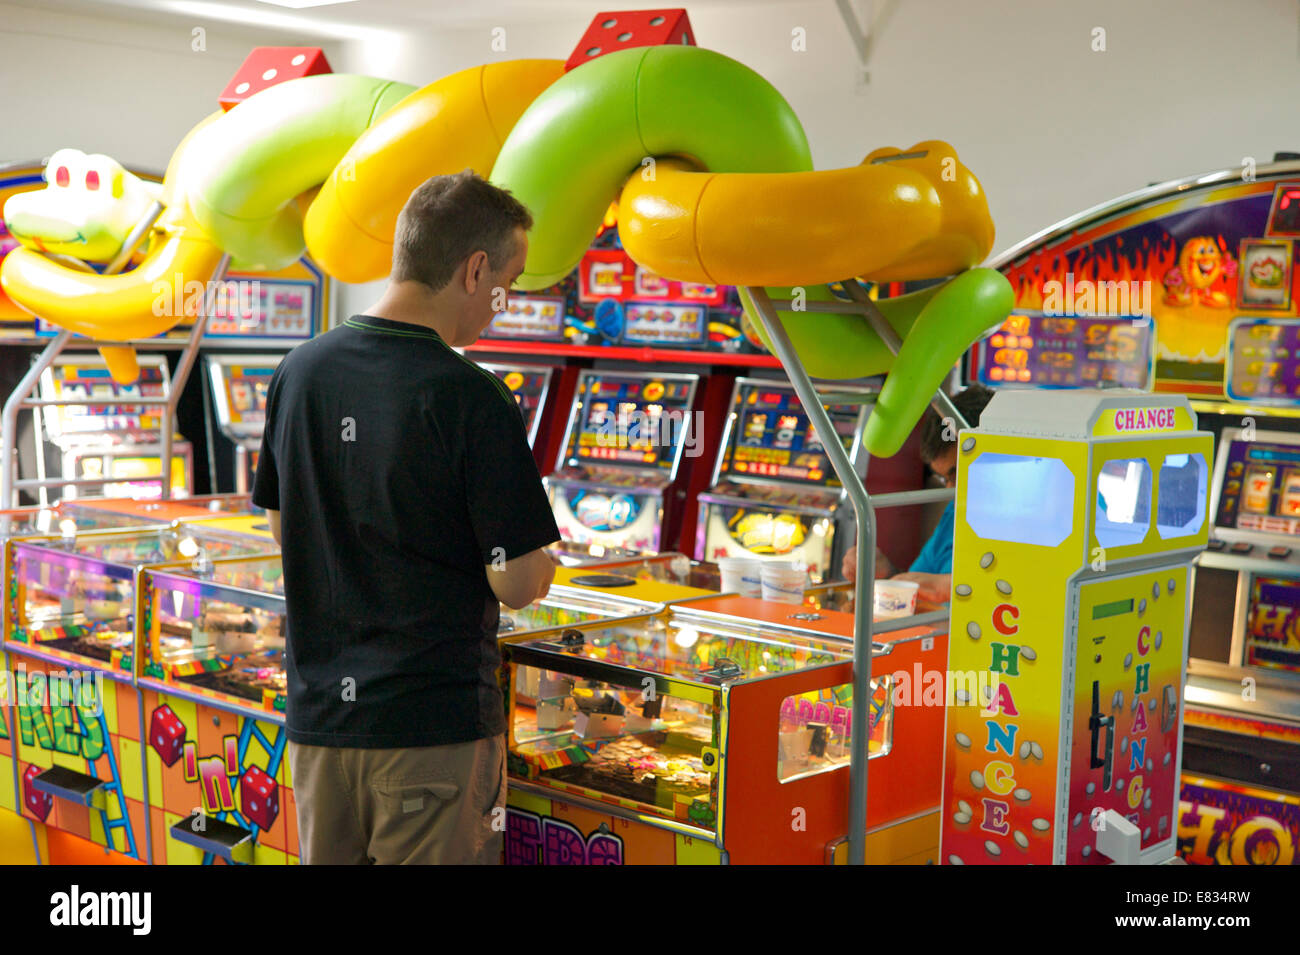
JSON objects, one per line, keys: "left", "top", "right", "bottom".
{"left": 2, "top": 44, "right": 1013, "bottom": 458}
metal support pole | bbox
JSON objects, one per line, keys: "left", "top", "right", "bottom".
{"left": 159, "top": 254, "right": 227, "bottom": 500}
{"left": 104, "top": 201, "right": 163, "bottom": 275}
{"left": 747, "top": 286, "right": 876, "bottom": 865}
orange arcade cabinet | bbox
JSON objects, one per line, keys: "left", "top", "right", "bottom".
{"left": 501, "top": 597, "right": 946, "bottom": 865}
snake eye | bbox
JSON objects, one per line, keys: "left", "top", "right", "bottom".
{"left": 85, "top": 170, "right": 101, "bottom": 191}
{"left": 54, "top": 166, "right": 70, "bottom": 187}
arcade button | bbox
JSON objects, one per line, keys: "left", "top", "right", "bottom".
{"left": 1229, "top": 542, "right": 1254, "bottom": 555}
{"left": 1205, "top": 539, "right": 1225, "bottom": 552}
{"left": 1268, "top": 546, "right": 1292, "bottom": 559}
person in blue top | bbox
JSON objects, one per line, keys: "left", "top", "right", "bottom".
{"left": 842, "top": 385, "right": 994, "bottom": 605}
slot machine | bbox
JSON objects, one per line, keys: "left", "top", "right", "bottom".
{"left": 37, "top": 355, "right": 192, "bottom": 501}
{"left": 1180, "top": 425, "right": 1300, "bottom": 858}
{"left": 695, "top": 377, "right": 872, "bottom": 583}
{"left": 206, "top": 355, "right": 279, "bottom": 494}
{"left": 941, "top": 391, "right": 1211, "bottom": 865}
{"left": 546, "top": 368, "right": 700, "bottom": 560}
{"left": 200, "top": 267, "right": 324, "bottom": 493}
{"left": 478, "top": 361, "right": 556, "bottom": 451}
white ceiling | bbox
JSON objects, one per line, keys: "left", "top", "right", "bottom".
{"left": 6, "top": 0, "right": 806, "bottom": 38}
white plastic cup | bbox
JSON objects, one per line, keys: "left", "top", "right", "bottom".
{"left": 719, "top": 556, "right": 764, "bottom": 597}
{"left": 874, "top": 579, "right": 919, "bottom": 619}
{"left": 761, "top": 561, "right": 809, "bottom": 605}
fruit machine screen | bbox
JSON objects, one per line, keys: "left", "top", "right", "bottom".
{"left": 207, "top": 356, "right": 279, "bottom": 442}
{"left": 202, "top": 278, "right": 315, "bottom": 342}
{"left": 622, "top": 303, "right": 708, "bottom": 347}
{"left": 715, "top": 380, "right": 861, "bottom": 487}
{"left": 482, "top": 295, "right": 567, "bottom": 342}
{"left": 1225, "top": 319, "right": 1300, "bottom": 403}
{"left": 970, "top": 312, "right": 1153, "bottom": 389}
{"left": 563, "top": 371, "right": 698, "bottom": 474}
{"left": 1213, "top": 431, "right": 1300, "bottom": 538}
{"left": 39, "top": 356, "right": 170, "bottom": 445}
{"left": 481, "top": 363, "right": 554, "bottom": 447}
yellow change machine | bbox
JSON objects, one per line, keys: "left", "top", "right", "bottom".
{"left": 941, "top": 390, "right": 1211, "bottom": 865}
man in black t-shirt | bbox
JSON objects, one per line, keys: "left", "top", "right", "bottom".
{"left": 252, "top": 172, "right": 560, "bottom": 864}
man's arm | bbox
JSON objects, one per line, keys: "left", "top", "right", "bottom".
{"left": 486, "top": 546, "right": 556, "bottom": 609}
{"left": 266, "top": 509, "right": 281, "bottom": 546}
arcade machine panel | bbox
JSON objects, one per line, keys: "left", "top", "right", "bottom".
{"left": 199, "top": 267, "right": 323, "bottom": 494}
{"left": 479, "top": 361, "right": 556, "bottom": 450}
{"left": 38, "top": 355, "right": 192, "bottom": 500}
{"left": 206, "top": 355, "right": 280, "bottom": 494}
{"left": 696, "top": 378, "right": 871, "bottom": 583}
{"left": 970, "top": 311, "right": 1154, "bottom": 391}
{"left": 547, "top": 369, "right": 699, "bottom": 557}
{"left": 1187, "top": 427, "right": 1300, "bottom": 676}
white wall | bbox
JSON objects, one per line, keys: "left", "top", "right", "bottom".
{"left": 0, "top": 2, "right": 343, "bottom": 174}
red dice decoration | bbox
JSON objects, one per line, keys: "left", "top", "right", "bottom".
{"left": 565, "top": 9, "right": 695, "bottom": 72}
{"left": 149, "top": 704, "right": 187, "bottom": 767}
{"left": 219, "top": 47, "right": 332, "bottom": 111}
{"left": 239, "top": 765, "right": 279, "bottom": 831}
{"left": 22, "top": 766, "right": 52, "bottom": 822}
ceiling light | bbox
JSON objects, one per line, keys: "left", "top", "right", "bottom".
{"left": 158, "top": 1, "right": 388, "bottom": 40}
{"left": 253, "top": 0, "right": 361, "bottom": 8}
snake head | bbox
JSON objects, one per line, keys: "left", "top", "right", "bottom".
{"left": 860, "top": 140, "right": 995, "bottom": 282}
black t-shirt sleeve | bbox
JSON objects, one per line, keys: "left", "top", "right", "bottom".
{"left": 463, "top": 382, "right": 560, "bottom": 564}
{"left": 251, "top": 366, "right": 281, "bottom": 511}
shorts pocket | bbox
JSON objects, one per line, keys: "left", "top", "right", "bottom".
{"left": 373, "top": 779, "right": 460, "bottom": 816}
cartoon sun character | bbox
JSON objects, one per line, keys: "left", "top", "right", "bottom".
{"left": 1173, "top": 236, "right": 1232, "bottom": 307}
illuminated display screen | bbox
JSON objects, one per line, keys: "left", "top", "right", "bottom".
{"left": 718, "top": 382, "right": 861, "bottom": 487}
{"left": 974, "top": 312, "right": 1152, "bottom": 389}
{"left": 623, "top": 304, "right": 707, "bottom": 346}
{"left": 484, "top": 296, "right": 566, "bottom": 341}
{"left": 206, "top": 279, "right": 314, "bottom": 339}
{"left": 564, "top": 373, "right": 695, "bottom": 472}
{"left": 224, "top": 367, "right": 273, "bottom": 425}
{"left": 1246, "top": 575, "right": 1300, "bottom": 672}
{"left": 1215, "top": 438, "right": 1300, "bottom": 536}
{"left": 1227, "top": 319, "right": 1300, "bottom": 402}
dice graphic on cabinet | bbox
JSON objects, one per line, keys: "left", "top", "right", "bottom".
{"left": 149, "top": 704, "right": 187, "bottom": 767}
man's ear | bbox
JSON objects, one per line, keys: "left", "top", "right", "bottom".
{"left": 465, "top": 250, "right": 489, "bottom": 293}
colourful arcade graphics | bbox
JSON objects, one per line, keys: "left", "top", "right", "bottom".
{"left": 5, "top": 524, "right": 277, "bottom": 861}
{"left": 696, "top": 378, "right": 871, "bottom": 582}
{"left": 987, "top": 169, "right": 1300, "bottom": 401}
{"left": 547, "top": 370, "right": 699, "bottom": 556}
{"left": 942, "top": 391, "right": 1211, "bottom": 865}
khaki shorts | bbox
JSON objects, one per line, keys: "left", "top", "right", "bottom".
{"left": 288, "top": 735, "right": 507, "bottom": 865}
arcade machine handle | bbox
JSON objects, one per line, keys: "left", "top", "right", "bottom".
{"left": 1088, "top": 680, "right": 1115, "bottom": 792}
